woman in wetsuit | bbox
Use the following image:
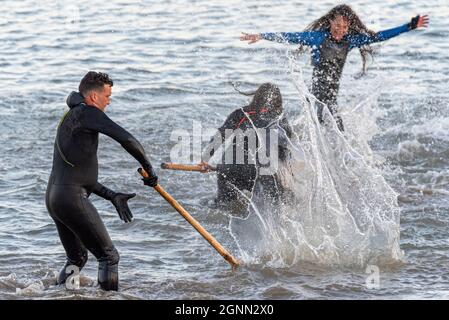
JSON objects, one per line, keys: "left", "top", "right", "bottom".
{"left": 202, "top": 83, "right": 293, "bottom": 209}
{"left": 241, "top": 4, "right": 429, "bottom": 131}
{"left": 46, "top": 72, "right": 158, "bottom": 291}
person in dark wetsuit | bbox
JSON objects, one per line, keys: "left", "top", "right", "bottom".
{"left": 241, "top": 5, "right": 429, "bottom": 131}
{"left": 45, "top": 71, "right": 158, "bottom": 291}
{"left": 201, "top": 83, "right": 293, "bottom": 210}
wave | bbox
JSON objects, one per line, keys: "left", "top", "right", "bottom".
{"left": 230, "top": 52, "right": 403, "bottom": 268}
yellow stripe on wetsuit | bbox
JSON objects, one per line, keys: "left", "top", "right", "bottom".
{"left": 56, "top": 110, "right": 75, "bottom": 168}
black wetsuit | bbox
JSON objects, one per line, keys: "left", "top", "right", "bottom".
{"left": 203, "top": 107, "right": 293, "bottom": 205}
{"left": 261, "top": 23, "right": 414, "bottom": 131}
{"left": 311, "top": 37, "right": 349, "bottom": 131}
{"left": 45, "top": 92, "right": 152, "bottom": 290}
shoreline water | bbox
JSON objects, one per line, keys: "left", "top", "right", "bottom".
{"left": 0, "top": 0, "right": 448, "bottom": 299}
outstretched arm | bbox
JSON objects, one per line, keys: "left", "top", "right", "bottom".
{"left": 82, "top": 107, "right": 155, "bottom": 173}
{"left": 81, "top": 106, "right": 159, "bottom": 188}
{"left": 349, "top": 15, "right": 429, "bottom": 48}
{"left": 241, "top": 31, "right": 325, "bottom": 46}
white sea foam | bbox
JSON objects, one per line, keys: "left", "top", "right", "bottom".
{"left": 230, "top": 54, "right": 403, "bottom": 268}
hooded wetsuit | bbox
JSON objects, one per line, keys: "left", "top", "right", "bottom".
{"left": 261, "top": 23, "right": 413, "bottom": 130}
{"left": 203, "top": 106, "right": 293, "bottom": 205}
{"left": 45, "top": 91, "right": 152, "bottom": 290}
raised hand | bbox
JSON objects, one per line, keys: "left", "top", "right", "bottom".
{"left": 410, "top": 14, "right": 429, "bottom": 30}
{"left": 240, "top": 32, "right": 262, "bottom": 44}
{"left": 418, "top": 15, "right": 429, "bottom": 28}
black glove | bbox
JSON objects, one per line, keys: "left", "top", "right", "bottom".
{"left": 409, "top": 15, "right": 420, "bottom": 30}
{"left": 141, "top": 164, "right": 158, "bottom": 187}
{"left": 111, "top": 193, "right": 136, "bottom": 223}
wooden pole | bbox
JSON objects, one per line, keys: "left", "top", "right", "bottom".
{"left": 160, "top": 163, "right": 217, "bottom": 172}
{"left": 138, "top": 168, "right": 239, "bottom": 269}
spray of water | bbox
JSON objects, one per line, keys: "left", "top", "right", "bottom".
{"left": 229, "top": 53, "right": 403, "bottom": 269}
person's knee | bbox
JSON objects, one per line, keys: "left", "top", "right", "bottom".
{"left": 100, "top": 246, "right": 120, "bottom": 266}
{"left": 67, "top": 250, "right": 89, "bottom": 270}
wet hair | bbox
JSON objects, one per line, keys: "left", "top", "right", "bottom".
{"left": 79, "top": 71, "right": 114, "bottom": 97}
{"left": 304, "top": 4, "right": 376, "bottom": 73}
{"left": 250, "top": 83, "right": 282, "bottom": 114}
{"left": 233, "top": 82, "right": 283, "bottom": 117}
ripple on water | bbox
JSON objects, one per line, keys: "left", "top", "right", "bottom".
{"left": 0, "top": 0, "right": 448, "bottom": 300}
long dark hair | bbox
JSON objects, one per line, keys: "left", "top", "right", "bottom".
{"left": 305, "top": 4, "right": 376, "bottom": 73}
{"left": 233, "top": 82, "right": 283, "bottom": 117}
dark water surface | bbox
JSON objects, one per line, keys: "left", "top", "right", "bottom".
{"left": 0, "top": 0, "right": 448, "bottom": 299}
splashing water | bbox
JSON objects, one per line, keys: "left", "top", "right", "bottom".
{"left": 230, "top": 53, "right": 404, "bottom": 269}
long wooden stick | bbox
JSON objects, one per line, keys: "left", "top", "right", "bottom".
{"left": 161, "top": 163, "right": 217, "bottom": 172}
{"left": 138, "top": 168, "right": 239, "bottom": 269}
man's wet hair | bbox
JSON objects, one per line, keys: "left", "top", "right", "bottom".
{"left": 79, "top": 71, "right": 114, "bottom": 97}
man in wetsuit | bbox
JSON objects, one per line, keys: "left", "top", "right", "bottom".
{"left": 241, "top": 6, "right": 429, "bottom": 131}
{"left": 45, "top": 71, "right": 158, "bottom": 291}
{"left": 202, "top": 83, "right": 293, "bottom": 209}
